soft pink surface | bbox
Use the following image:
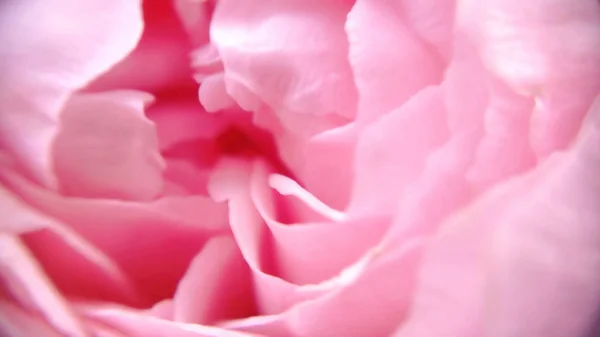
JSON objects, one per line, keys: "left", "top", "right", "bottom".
{"left": 1, "top": 0, "right": 599, "bottom": 337}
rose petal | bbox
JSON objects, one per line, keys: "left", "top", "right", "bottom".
{"left": 466, "top": 77, "right": 536, "bottom": 189}
{"left": 54, "top": 90, "right": 165, "bottom": 201}
{"left": 1, "top": 167, "right": 229, "bottom": 306}
{"left": 211, "top": 0, "right": 357, "bottom": 126}
{"left": 208, "top": 159, "right": 333, "bottom": 314}
{"left": 0, "top": 234, "right": 87, "bottom": 336}
{"left": 173, "top": 235, "right": 255, "bottom": 325}
{"left": 79, "top": 304, "right": 256, "bottom": 337}
{"left": 0, "top": 0, "right": 143, "bottom": 187}
{"left": 0, "top": 300, "right": 65, "bottom": 337}
{"left": 399, "top": 0, "right": 456, "bottom": 61}
{"left": 485, "top": 97, "right": 600, "bottom": 337}
{"left": 174, "top": 0, "right": 215, "bottom": 46}
{"left": 199, "top": 73, "right": 236, "bottom": 113}
{"left": 87, "top": 0, "right": 193, "bottom": 94}
{"left": 300, "top": 124, "right": 358, "bottom": 209}
{"left": 392, "top": 160, "right": 551, "bottom": 337}
{"left": 251, "top": 163, "right": 389, "bottom": 285}
{"left": 393, "top": 98, "right": 600, "bottom": 337}
{"left": 223, "top": 239, "right": 425, "bottom": 337}
{"left": 0, "top": 186, "right": 54, "bottom": 234}
{"left": 349, "top": 87, "right": 450, "bottom": 216}
{"left": 459, "top": 0, "right": 600, "bottom": 156}
{"left": 346, "top": 0, "right": 442, "bottom": 123}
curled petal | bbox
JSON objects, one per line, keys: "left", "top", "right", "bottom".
{"left": 0, "top": 0, "right": 143, "bottom": 187}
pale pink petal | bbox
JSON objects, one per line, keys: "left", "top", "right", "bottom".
{"left": 0, "top": 300, "right": 65, "bottom": 337}
{"left": 399, "top": 0, "right": 457, "bottom": 61}
{"left": 250, "top": 163, "right": 389, "bottom": 285}
{"left": 199, "top": 73, "right": 236, "bottom": 113}
{"left": 391, "top": 101, "right": 600, "bottom": 336}
{"left": 0, "top": 0, "right": 143, "bottom": 187}
{"left": 459, "top": 0, "right": 600, "bottom": 156}
{"left": 223, "top": 240, "right": 425, "bottom": 337}
{"left": 208, "top": 159, "right": 333, "bottom": 314}
{"left": 211, "top": 0, "right": 357, "bottom": 124}
{"left": 381, "top": 133, "right": 475, "bottom": 249}
{"left": 441, "top": 40, "right": 488, "bottom": 134}
{"left": 484, "top": 98, "right": 600, "bottom": 337}
{"left": 0, "top": 186, "right": 54, "bottom": 234}
{"left": 346, "top": 0, "right": 442, "bottom": 123}
{"left": 173, "top": 235, "right": 254, "bottom": 325}
{"left": 348, "top": 87, "right": 450, "bottom": 216}
{"left": 466, "top": 77, "right": 536, "bottom": 189}
{"left": 79, "top": 304, "right": 257, "bottom": 337}
{"left": 300, "top": 123, "right": 358, "bottom": 209}
{"left": 54, "top": 91, "right": 165, "bottom": 201}
{"left": 392, "top": 161, "right": 552, "bottom": 337}
{"left": 0, "top": 234, "right": 87, "bottom": 336}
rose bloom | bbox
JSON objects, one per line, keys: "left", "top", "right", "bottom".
{"left": 1, "top": 0, "right": 599, "bottom": 336}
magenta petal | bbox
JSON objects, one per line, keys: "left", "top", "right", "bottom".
{"left": 0, "top": 0, "right": 143, "bottom": 187}
{"left": 54, "top": 91, "right": 165, "bottom": 201}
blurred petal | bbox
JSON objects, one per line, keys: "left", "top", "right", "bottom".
{"left": 54, "top": 91, "right": 165, "bottom": 201}
{"left": 0, "top": 300, "right": 65, "bottom": 337}
{"left": 0, "top": 186, "right": 54, "bottom": 234}
{"left": 199, "top": 73, "right": 236, "bottom": 113}
{"left": 79, "top": 304, "right": 256, "bottom": 337}
{"left": 399, "top": 0, "right": 456, "bottom": 61}
{"left": 0, "top": 234, "right": 87, "bottom": 336}
{"left": 466, "top": 78, "right": 536, "bottom": 189}
{"left": 0, "top": 0, "right": 143, "bottom": 187}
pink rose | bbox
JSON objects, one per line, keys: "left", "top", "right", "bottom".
{"left": 1, "top": 0, "right": 599, "bottom": 336}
